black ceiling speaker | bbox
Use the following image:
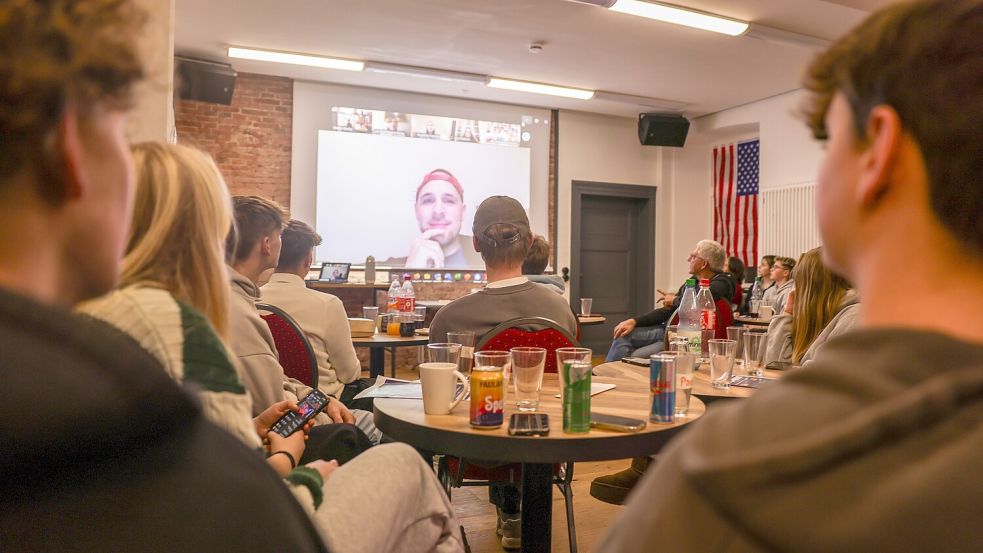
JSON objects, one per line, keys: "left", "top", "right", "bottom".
{"left": 176, "top": 56, "right": 236, "bottom": 105}
{"left": 638, "top": 113, "right": 690, "bottom": 147}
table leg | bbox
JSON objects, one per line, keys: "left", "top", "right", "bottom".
{"left": 368, "top": 347, "right": 385, "bottom": 378}
{"left": 520, "top": 463, "right": 552, "bottom": 553}
{"left": 388, "top": 346, "right": 397, "bottom": 378}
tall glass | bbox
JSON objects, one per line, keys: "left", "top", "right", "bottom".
{"left": 580, "top": 298, "right": 593, "bottom": 316}
{"left": 510, "top": 347, "right": 547, "bottom": 411}
{"left": 744, "top": 331, "right": 769, "bottom": 377}
{"left": 426, "top": 343, "right": 462, "bottom": 365}
{"left": 446, "top": 331, "right": 476, "bottom": 373}
{"left": 726, "top": 326, "right": 745, "bottom": 372}
{"left": 661, "top": 350, "right": 695, "bottom": 416}
{"left": 708, "top": 339, "right": 737, "bottom": 388}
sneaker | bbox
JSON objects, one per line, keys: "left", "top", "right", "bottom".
{"left": 500, "top": 515, "right": 521, "bottom": 551}
{"left": 495, "top": 508, "right": 505, "bottom": 536}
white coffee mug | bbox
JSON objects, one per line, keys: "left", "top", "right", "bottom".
{"left": 758, "top": 305, "right": 775, "bottom": 320}
{"left": 420, "top": 362, "right": 469, "bottom": 415}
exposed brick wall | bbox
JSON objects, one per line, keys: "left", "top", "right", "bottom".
{"left": 174, "top": 73, "right": 293, "bottom": 209}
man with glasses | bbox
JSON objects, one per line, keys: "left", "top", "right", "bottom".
{"left": 593, "top": 239, "right": 737, "bottom": 505}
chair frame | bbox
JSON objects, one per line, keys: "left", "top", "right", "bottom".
{"left": 441, "top": 316, "right": 580, "bottom": 553}
{"left": 256, "top": 302, "right": 319, "bottom": 389}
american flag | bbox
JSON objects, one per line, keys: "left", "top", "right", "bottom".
{"left": 713, "top": 139, "right": 759, "bottom": 268}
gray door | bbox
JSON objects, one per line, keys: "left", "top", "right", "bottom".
{"left": 574, "top": 189, "right": 653, "bottom": 356}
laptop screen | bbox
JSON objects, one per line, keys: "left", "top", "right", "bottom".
{"left": 319, "top": 263, "right": 351, "bottom": 283}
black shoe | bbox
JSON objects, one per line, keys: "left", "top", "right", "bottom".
{"left": 589, "top": 456, "right": 652, "bottom": 505}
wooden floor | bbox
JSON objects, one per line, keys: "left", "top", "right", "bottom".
{"left": 391, "top": 361, "right": 631, "bottom": 553}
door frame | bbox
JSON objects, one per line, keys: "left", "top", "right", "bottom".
{"left": 570, "top": 181, "right": 657, "bottom": 318}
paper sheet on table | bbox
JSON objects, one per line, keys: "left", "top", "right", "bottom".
{"left": 353, "top": 376, "right": 467, "bottom": 400}
{"left": 553, "top": 383, "right": 616, "bottom": 398}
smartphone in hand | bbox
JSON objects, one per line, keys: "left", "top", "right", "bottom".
{"left": 270, "top": 390, "right": 330, "bottom": 437}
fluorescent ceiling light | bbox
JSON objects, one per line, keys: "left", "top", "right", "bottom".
{"left": 487, "top": 77, "right": 595, "bottom": 100}
{"left": 364, "top": 61, "right": 487, "bottom": 84}
{"left": 227, "top": 47, "right": 364, "bottom": 72}
{"left": 608, "top": 0, "right": 749, "bottom": 36}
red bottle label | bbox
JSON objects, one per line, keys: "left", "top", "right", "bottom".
{"left": 700, "top": 310, "right": 715, "bottom": 331}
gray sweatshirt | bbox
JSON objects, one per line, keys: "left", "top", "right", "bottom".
{"left": 765, "top": 291, "right": 861, "bottom": 365}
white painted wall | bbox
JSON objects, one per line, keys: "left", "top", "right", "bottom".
{"left": 555, "top": 110, "right": 671, "bottom": 295}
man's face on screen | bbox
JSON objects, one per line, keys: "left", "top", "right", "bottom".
{"left": 415, "top": 180, "right": 465, "bottom": 246}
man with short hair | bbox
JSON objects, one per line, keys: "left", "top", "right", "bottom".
{"left": 390, "top": 169, "right": 484, "bottom": 268}
{"left": 599, "top": 2, "right": 983, "bottom": 550}
{"left": 604, "top": 239, "right": 737, "bottom": 363}
{"left": 261, "top": 220, "right": 373, "bottom": 410}
{"left": 225, "top": 196, "right": 380, "bottom": 448}
{"left": 762, "top": 255, "right": 795, "bottom": 313}
{"left": 0, "top": 1, "right": 326, "bottom": 550}
{"left": 428, "top": 195, "right": 577, "bottom": 550}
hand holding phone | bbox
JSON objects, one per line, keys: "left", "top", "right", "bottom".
{"left": 270, "top": 390, "right": 330, "bottom": 437}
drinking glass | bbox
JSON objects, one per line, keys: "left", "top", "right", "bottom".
{"left": 666, "top": 324, "right": 679, "bottom": 344}
{"left": 749, "top": 299, "right": 761, "bottom": 318}
{"left": 427, "top": 343, "right": 462, "bottom": 365}
{"left": 708, "top": 339, "right": 737, "bottom": 388}
{"left": 362, "top": 306, "right": 379, "bottom": 323}
{"left": 726, "top": 326, "right": 745, "bottom": 371}
{"left": 744, "top": 331, "right": 769, "bottom": 377}
{"left": 580, "top": 298, "right": 593, "bottom": 316}
{"left": 510, "top": 347, "right": 547, "bottom": 411}
{"left": 446, "top": 331, "right": 476, "bottom": 373}
{"left": 555, "top": 346, "right": 592, "bottom": 400}
{"left": 661, "top": 350, "right": 695, "bottom": 416}
{"left": 473, "top": 350, "right": 511, "bottom": 404}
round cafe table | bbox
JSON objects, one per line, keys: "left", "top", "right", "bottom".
{"left": 352, "top": 332, "right": 429, "bottom": 378}
{"left": 374, "top": 372, "right": 704, "bottom": 553}
{"left": 594, "top": 360, "right": 784, "bottom": 401}
{"left": 734, "top": 315, "right": 772, "bottom": 327}
{"left": 576, "top": 314, "right": 606, "bottom": 326}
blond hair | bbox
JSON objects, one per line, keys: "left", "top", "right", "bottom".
{"left": 123, "top": 142, "right": 232, "bottom": 338}
{"left": 791, "top": 247, "right": 851, "bottom": 363}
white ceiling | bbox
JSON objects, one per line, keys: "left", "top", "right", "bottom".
{"left": 174, "top": 0, "right": 899, "bottom": 118}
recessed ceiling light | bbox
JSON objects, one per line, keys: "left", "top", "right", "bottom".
{"left": 227, "top": 47, "right": 364, "bottom": 72}
{"left": 487, "top": 77, "right": 595, "bottom": 100}
{"left": 608, "top": 0, "right": 749, "bottom": 36}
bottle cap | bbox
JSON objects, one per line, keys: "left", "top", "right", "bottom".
{"left": 699, "top": 278, "right": 711, "bottom": 287}
{"left": 685, "top": 278, "right": 696, "bottom": 286}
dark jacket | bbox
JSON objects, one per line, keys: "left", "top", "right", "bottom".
{"left": 0, "top": 287, "right": 328, "bottom": 552}
{"left": 634, "top": 271, "right": 737, "bottom": 328}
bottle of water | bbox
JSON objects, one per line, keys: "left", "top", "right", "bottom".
{"left": 364, "top": 255, "right": 376, "bottom": 284}
{"left": 386, "top": 278, "right": 401, "bottom": 313}
{"left": 676, "top": 279, "right": 701, "bottom": 355}
{"left": 398, "top": 275, "right": 416, "bottom": 312}
{"left": 696, "top": 278, "right": 717, "bottom": 359}
{"left": 751, "top": 276, "right": 763, "bottom": 300}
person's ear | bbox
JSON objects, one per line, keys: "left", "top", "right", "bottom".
{"left": 260, "top": 235, "right": 272, "bottom": 257}
{"left": 49, "top": 105, "right": 86, "bottom": 202}
{"left": 305, "top": 249, "right": 314, "bottom": 268}
{"left": 856, "top": 104, "right": 902, "bottom": 208}
{"left": 473, "top": 236, "right": 481, "bottom": 253}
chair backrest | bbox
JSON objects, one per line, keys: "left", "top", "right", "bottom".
{"left": 476, "top": 317, "right": 580, "bottom": 373}
{"left": 256, "top": 303, "right": 318, "bottom": 389}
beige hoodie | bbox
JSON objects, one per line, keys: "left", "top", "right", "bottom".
{"left": 227, "top": 266, "right": 321, "bottom": 418}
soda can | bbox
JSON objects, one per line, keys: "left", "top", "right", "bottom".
{"left": 649, "top": 353, "right": 676, "bottom": 424}
{"left": 470, "top": 365, "right": 504, "bottom": 428}
{"left": 561, "top": 360, "right": 592, "bottom": 433}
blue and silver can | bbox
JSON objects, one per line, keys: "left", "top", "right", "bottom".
{"left": 649, "top": 353, "right": 676, "bottom": 424}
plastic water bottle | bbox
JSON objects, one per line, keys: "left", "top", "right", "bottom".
{"left": 676, "top": 279, "right": 701, "bottom": 355}
{"left": 364, "top": 255, "right": 376, "bottom": 284}
{"left": 386, "top": 278, "right": 401, "bottom": 313}
{"left": 398, "top": 275, "right": 416, "bottom": 312}
{"left": 696, "top": 278, "right": 716, "bottom": 359}
{"left": 750, "top": 276, "right": 763, "bottom": 300}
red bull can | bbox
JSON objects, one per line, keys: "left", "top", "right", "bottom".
{"left": 649, "top": 354, "right": 676, "bottom": 424}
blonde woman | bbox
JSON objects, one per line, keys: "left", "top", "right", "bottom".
{"left": 80, "top": 143, "right": 463, "bottom": 553}
{"left": 765, "top": 247, "right": 860, "bottom": 365}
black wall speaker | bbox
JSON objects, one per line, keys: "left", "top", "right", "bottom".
{"left": 176, "top": 57, "right": 236, "bottom": 105}
{"left": 638, "top": 113, "right": 690, "bottom": 147}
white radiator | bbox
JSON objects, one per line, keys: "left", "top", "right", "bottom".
{"left": 760, "top": 183, "right": 821, "bottom": 259}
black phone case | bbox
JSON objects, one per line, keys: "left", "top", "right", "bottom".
{"left": 270, "top": 390, "right": 330, "bottom": 437}
{"left": 508, "top": 413, "right": 550, "bottom": 436}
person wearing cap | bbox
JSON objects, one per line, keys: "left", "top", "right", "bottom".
{"left": 389, "top": 168, "right": 484, "bottom": 268}
{"left": 428, "top": 195, "right": 577, "bottom": 550}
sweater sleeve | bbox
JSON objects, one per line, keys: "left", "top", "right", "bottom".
{"left": 321, "top": 296, "right": 361, "bottom": 385}
{"left": 633, "top": 306, "right": 675, "bottom": 328}
{"left": 765, "top": 314, "right": 794, "bottom": 364}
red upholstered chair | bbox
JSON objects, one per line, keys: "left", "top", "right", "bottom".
{"left": 437, "top": 317, "right": 580, "bottom": 552}
{"left": 256, "top": 303, "right": 318, "bottom": 389}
